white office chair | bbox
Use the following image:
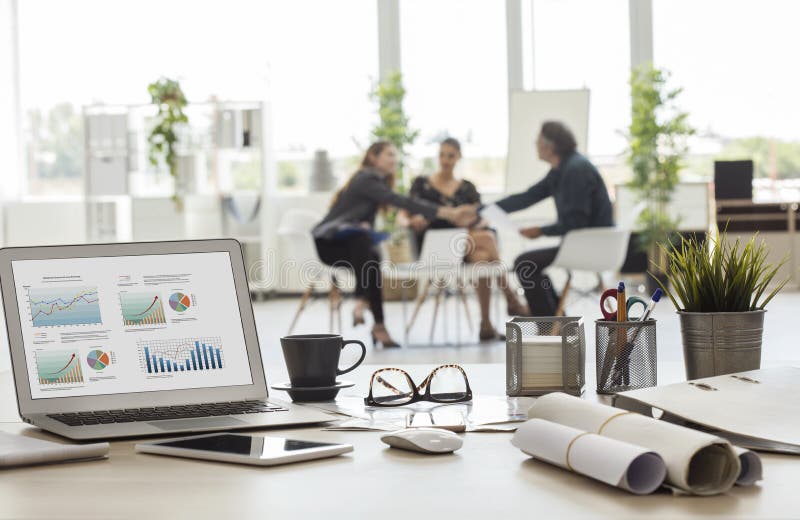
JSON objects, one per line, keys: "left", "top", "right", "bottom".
{"left": 277, "top": 209, "right": 346, "bottom": 334}
{"left": 403, "top": 228, "right": 473, "bottom": 344}
{"left": 550, "top": 227, "right": 631, "bottom": 316}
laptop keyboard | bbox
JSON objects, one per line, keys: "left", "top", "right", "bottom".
{"left": 47, "top": 400, "right": 289, "bottom": 426}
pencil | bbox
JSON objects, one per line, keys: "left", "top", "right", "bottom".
{"left": 615, "top": 282, "right": 627, "bottom": 385}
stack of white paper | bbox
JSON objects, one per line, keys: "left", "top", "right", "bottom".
{"left": 512, "top": 418, "right": 667, "bottom": 494}
{"left": 527, "top": 393, "right": 742, "bottom": 495}
{"left": 521, "top": 336, "right": 562, "bottom": 387}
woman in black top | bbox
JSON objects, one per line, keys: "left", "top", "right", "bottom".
{"left": 403, "top": 138, "right": 529, "bottom": 341}
{"left": 313, "top": 141, "right": 477, "bottom": 348}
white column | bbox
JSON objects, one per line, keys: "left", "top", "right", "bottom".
{"left": 629, "top": 0, "right": 654, "bottom": 69}
{"left": 528, "top": 0, "right": 536, "bottom": 89}
{"left": 505, "top": 0, "right": 524, "bottom": 92}
{"left": 377, "top": 0, "right": 401, "bottom": 80}
{"left": 0, "top": 0, "right": 23, "bottom": 246}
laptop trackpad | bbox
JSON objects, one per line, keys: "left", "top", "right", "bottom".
{"left": 149, "top": 416, "right": 247, "bottom": 431}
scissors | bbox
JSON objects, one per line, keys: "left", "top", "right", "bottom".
{"left": 600, "top": 288, "right": 647, "bottom": 321}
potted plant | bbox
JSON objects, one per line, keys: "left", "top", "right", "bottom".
{"left": 369, "top": 71, "right": 419, "bottom": 300}
{"left": 626, "top": 64, "right": 694, "bottom": 293}
{"left": 659, "top": 231, "right": 788, "bottom": 379}
{"left": 147, "top": 77, "right": 189, "bottom": 208}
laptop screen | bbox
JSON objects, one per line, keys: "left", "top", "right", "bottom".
{"left": 10, "top": 251, "right": 254, "bottom": 399}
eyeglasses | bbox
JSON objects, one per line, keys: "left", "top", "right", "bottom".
{"left": 364, "top": 365, "right": 473, "bottom": 407}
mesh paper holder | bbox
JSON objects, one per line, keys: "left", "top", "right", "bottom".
{"left": 506, "top": 316, "right": 586, "bottom": 396}
{"left": 595, "top": 319, "right": 657, "bottom": 394}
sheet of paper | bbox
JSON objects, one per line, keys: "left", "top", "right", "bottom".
{"left": 528, "top": 393, "right": 741, "bottom": 496}
{"left": 303, "top": 395, "right": 535, "bottom": 432}
{"left": 512, "top": 419, "right": 666, "bottom": 495}
{"left": 479, "top": 204, "right": 521, "bottom": 232}
{"left": 0, "top": 432, "right": 109, "bottom": 467}
{"left": 733, "top": 446, "right": 763, "bottom": 486}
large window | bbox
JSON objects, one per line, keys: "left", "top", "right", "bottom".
{"left": 654, "top": 0, "right": 800, "bottom": 198}
{"left": 400, "top": 0, "right": 508, "bottom": 191}
{"left": 17, "top": 0, "right": 377, "bottom": 196}
{"left": 529, "top": 0, "right": 631, "bottom": 188}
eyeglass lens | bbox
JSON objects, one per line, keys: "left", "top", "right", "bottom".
{"left": 370, "top": 369, "right": 415, "bottom": 405}
{"left": 428, "top": 366, "right": 469, "bottom": 402}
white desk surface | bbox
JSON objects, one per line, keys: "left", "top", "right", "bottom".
{"left": 1, "top": 362, "right": 799, "bottom": 519}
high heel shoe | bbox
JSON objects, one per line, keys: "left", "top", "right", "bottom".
{"left": 352, "top": 301, "right": 366, "bottom": 327}
{"left": 372, "top": 325, "right": 401, "bottom": 348}
{"left": 479, "top": 320, "right": 506, "bottom": 342}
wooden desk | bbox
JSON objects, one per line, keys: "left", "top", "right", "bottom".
{"left": 1, "top": 364, "right": 799, "bottom": 519}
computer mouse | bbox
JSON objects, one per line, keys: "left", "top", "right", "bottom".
{"left": 380, "top": 428, "right": 463, "bottom": 454}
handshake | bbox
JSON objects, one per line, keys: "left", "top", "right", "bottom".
{"left": 437, "top": 204, "right": 479, "bottom": 227}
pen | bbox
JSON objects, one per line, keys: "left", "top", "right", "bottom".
{"left": 638, "top": 288, "right": 662, "bottom": 323}
{"left": 629, "top": 288, "right": 662, "bottom": 343}
{"left": 616, "top": 288, "right": 663, "bottom": 386}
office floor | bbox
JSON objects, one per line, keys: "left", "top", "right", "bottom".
{"left": 253, "top": 287, "right": 800, "bottom": 382}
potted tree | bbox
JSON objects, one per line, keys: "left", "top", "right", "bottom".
{"left": 370, "top": 71, "right": 419, "bottom": 265}
{"left": 147, "top": 77, "right": 189, "bottom": 208}
{"left": 659, "top": 231, "right": 788, "bottom": 379}
{"left": 626, "top": 64, "right": 694, "bottom": 293}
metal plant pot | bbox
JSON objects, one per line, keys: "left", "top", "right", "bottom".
{"left": 678, "top": 310, "right": 764, "bottom": 380}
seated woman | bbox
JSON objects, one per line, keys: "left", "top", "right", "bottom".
{"left": 401, "top": 138, "right": 529, "bottom": 341}
{"left": 313, "top": 141, "right": 476, "bottom": 348}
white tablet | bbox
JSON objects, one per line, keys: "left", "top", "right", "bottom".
{"left": 135, "top": 433, "right": 353, "bottom": 466}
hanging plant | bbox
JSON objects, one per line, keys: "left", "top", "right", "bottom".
{"left": 147, "top": 77, "right": 188, "bottom": 208}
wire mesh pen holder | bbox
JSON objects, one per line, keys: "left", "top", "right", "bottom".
{"left": 595, "top": 319, "right": 657, "bottom": 394}
{"left": 506, "top": 316, "right": 585, "bottom": 397}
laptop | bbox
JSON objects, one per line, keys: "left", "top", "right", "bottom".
{"left": 0, "top": 239, "right": 333, "bottom": 440}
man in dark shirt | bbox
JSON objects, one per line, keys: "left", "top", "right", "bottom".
{"left": 495, "top": 121, "right": 613, "bottom": 316}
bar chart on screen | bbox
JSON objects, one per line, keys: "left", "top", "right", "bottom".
{"left": 120, "top": 292, "right": 167, "bottom": 326}
{"left": 137, "top": 337, "right": 225, "bottom": 375}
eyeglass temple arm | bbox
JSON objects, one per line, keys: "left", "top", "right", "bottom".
{"left": 375, "top": 374, "right": 409, "bottom": 396}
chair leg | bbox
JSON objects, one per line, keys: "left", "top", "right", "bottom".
{"left": 429, "top": 282, "right": 445, "bottom": 343}
{"left": 457, "top": 280, "right": 473, "bottom": 334}
{"left": 288, "top": 286, "right": 314, "bottom": 334}
{"left": 328, "top": 285, "right": 343, "bottom": 333}
{"left": 555, "top": 271, "right": 573, "bottom": 317}
{"left": 405, "top": 278, "right": 430, "bottom": 333}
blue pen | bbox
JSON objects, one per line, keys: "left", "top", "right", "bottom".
{"left": 612, "top": 288, "right": 663, "bottom": 386}
{"left": 630, "top": 288, "right": 662, "bottom": 342}
{"left": 638, "top": 288, "right": 662, "bottom": 323}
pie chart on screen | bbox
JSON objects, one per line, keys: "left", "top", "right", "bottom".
{"left": 169, "top": 292, "right": 192, "bottom": 313}
{"left": 86, "top": 349, "right": 110, "bottom": 371}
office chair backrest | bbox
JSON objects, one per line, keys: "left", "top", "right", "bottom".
{"left": 414, "top": 228, "right": 469, "bottom": 279}
{"left": 552, "top": 227, "right": 630, "bottom": 273}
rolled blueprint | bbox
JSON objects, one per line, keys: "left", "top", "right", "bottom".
{"left": 528, "top": 393, "right": 741, "bottom": 495}
{"left": 512, "top": 418, "right": 667, "bottom": 495}
{"left": 733, "top": 446, "right": 763, "bottom": 486}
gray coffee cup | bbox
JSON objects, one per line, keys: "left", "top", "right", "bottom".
{"left": 280, "top": 334, "right": 367, "bottom": 388}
